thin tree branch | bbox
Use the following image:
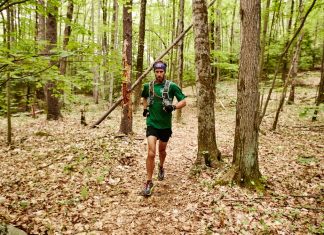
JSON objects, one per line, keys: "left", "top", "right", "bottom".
{"left": 0, "top": 0, "right": 30, "bottom": 12}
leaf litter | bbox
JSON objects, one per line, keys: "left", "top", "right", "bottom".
{"left": 0, "top": 80, "right": 323, "bottom": 234}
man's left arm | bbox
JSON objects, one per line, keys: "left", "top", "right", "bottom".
{"left": 174, "top": 99, "right": 186, "bottom": 110}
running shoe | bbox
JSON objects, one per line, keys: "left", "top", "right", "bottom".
{"left": 157, "top": 163, "right": 165, "bottom": 181}
{"left": 141, "top": 180, "right": 154, "bottom": 196}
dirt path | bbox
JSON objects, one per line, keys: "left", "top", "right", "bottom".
{"left": 0, "top": 80, "right": 323, "bottom": 234}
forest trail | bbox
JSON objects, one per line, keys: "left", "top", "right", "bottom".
{"left": 0, "top": 79, "right": 323, "bottom": 234}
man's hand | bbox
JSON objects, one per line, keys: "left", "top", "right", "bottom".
{"left": 143, "top": 108, "right": 150, "bottom": 117}
{"left": 164, "top": 105, "right": 176, "bottom": 113}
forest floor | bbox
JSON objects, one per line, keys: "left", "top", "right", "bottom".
{"left": 0, "top": 72, "right": 323, "bottom": 235}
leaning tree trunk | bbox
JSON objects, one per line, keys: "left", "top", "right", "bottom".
{"left": 176, "top": 0, "right": 184, "bottom": 122}
{"left": 272, "top": 33, "right": 303, "bottom": 130}
{"left": 232, "top": 0, "right": 262, "bottom": 189}
{"left": 45, "top": 2, "right": 61, "bottom": 120}
{"left": 133, "top": 0, "right": 147, "bottom": 112}
{"left": 192, "top": 0, "right": 221, "bottom": 171}
{"left": 119, "top": 0, "right": 133, "bottom": 134}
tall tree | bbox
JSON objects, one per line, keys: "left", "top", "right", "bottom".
{"left": 109, "top": 0, "right": 118, "bottom": 107}
{"left": 176, "top": 0, "right": 185, "bottom": 122}
{"left": 281, "top": 0, "right": 295, "bottom": 82}
{"left": 6, "top": 7, "right": 12, "bottom": 145}
{"left": 232, "top": 0, "right": 262, "bottom": 188}
{"left": 44, "top": 1, "right": 61, "bottom": 120}
{"left": 259, "top": 0, "right": 271, "bottom": 80}
{"left": 133, "top": 0, "right": 147, "bottom": 112}
{"left": 192, "top": 0, "right": 221, "bottom": 171}
{"left": 119, "top": 0, "right": 132, "bottom": 134}
{"left": 59, "top": 0, "right": 73, "bottom": 76}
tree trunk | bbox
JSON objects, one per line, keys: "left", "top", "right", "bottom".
{"left": 232, "top": 0, "right": 262, "bottom": 189}
{"left": 45, "top": 2, "right": 61, "bottom": 120}
{"left": 259, "top": 0, "right": 271, "bottom": 80}
{"left": 287, "top": 32, "right": 303, "bottom": 104}
{"left": 312, "top": 39, "right": 324, "bottom": 121}
{"left": 59, "top": 0, "right": 73, "bottom": 76}
{"left": 229, "top": 0, "right": 237, "bottom": 78}
{"left": 6, "top": 7, "right": 12, "bottom": 145}
{"left": 102, "top": 0, "right": 108, "bottom": 99}
{"left": 133, "top": 0, "right": 147, "bottom": 112}
{"left": 119, "top": 0, "right": 133, "bottom": 134}
{"left": 109, "top": 0, "right": 118, "bottom": 107}
{"left": 215, "top": 1, "right": 221, "bottom": 82}
{"left": 281, "top": 0, "right": 294, "bottom": 82}
{"left": 272, "top": 33, "right": 304, "bottom": 130}
{"left": 176, "top": 0, "right": 184, "bottom": 122}
{"left": 192, "top": 0, "right": 221, "bottom": 171}
{"left": 91, "top": 1, "right": 99, "bottom": 104}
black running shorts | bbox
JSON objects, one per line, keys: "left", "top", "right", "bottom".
{"left": 146, "top": 126, "right": 172, "bottom": 142}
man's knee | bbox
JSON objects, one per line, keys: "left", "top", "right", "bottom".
{"left": 159, "top": 149, "right": 166, "bottom": 156}
{"left": 148, "top": 149, "right": 156, "bottom": 158}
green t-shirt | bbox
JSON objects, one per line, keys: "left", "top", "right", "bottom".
{"left": 141, "top": 80, "right": 186, "bottom": 129}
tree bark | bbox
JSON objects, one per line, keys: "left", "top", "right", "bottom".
{"left": 119, "top": 0, "right": 133, "bottom": 134}
{"left": 232, "top": 0, "right": 262, "bottom": 188}
{"left": 192, "top": 0, "right": 221, "bottom": 170}
{"left": 133, "top": 0, "right": 147, "bottom": 112}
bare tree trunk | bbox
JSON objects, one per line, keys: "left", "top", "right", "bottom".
{"left": 232, "top": 0, "right": 262, "bottom": 188}
{"left": 133, "top": 0, "right": 147, "bottom": 112}
{"left": 6, "top": 7, "right": 12, "bottom": 145}
{"left": 229, "top": 0, "right": 237, "bottom": 78}
{"left": 192, "top": 0, "right": 221, "bottom": 171}
{"left": 59, "top": 0, "right": 73, "bottom": 76}
{"left": 259, "top": 0, "right": 271, "bottom": 80}
{"left": 91, "top": 1, "right": 99, "bottom": 104}
{"left": 215, "top": 2, "right": 221, "bottom": 82}
{"left": 109, "top": 0, "right": 118, "bottom": 107}
{"left": 287, "top": 32, "right": 303, "bottom": 104}
{"left": 119, "top": 0, "right": 133, "bottom": 134}
{"left": 281, "top": 0, "right": 294, "bottom": 82}
{"left": 102, "top": 0, "right": 108, "bottom": 99}
{"left": 45, "top": 2, "right": 61, "bottom": 120}
{"left": 272, "top": 34, "right": 304, "bottom": 130}
{"left": 312, "top": 40, "right": 324, "bottom": 121}
{"left": 176, "top": 0, "right": 185, "bottom": 122}
{"left": 168, "top": 0, "right": 176, "bottom": 80}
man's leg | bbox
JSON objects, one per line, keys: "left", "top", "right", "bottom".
{"left": 158, "top": 140, "right": 168, "bottom": 168}
{"left": 146, "top": 136, "right": 157, "bottom": 181}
